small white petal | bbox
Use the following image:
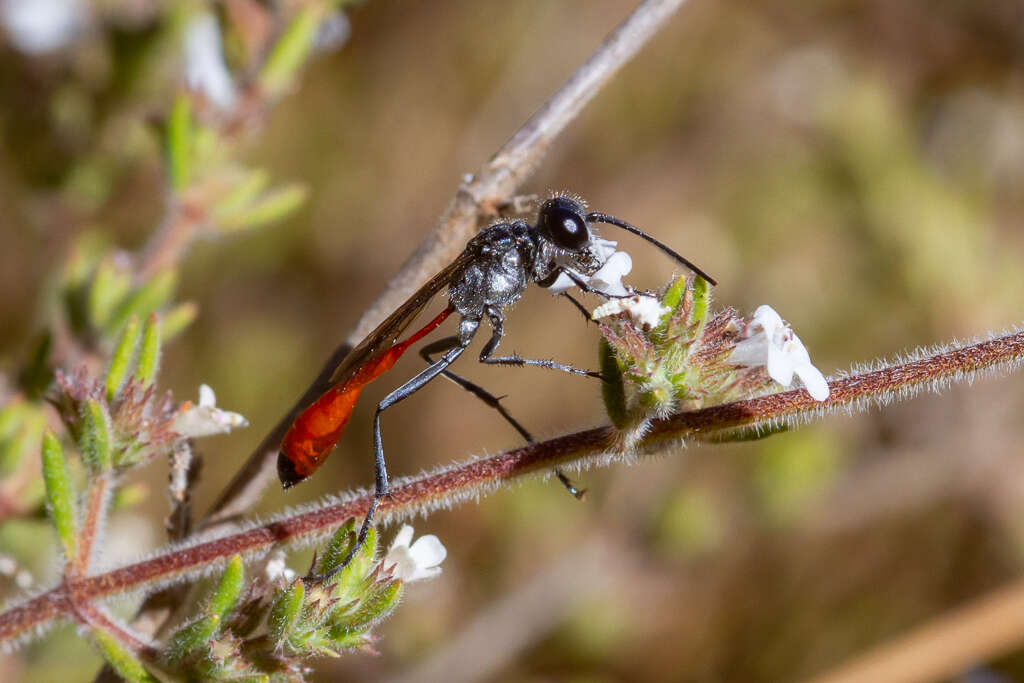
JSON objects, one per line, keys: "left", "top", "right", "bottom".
{"left": 590, "top": 237, "right": 619, "bottom": 262}
{"left": 408, "top": 534, "right": 447, "bottom": 568}
{"left": 389, "top": 524, "right": 415, "bottom": 550}
{"left": 588, "top": 251, "right": 632, "bottom": 297}
{"left": 593, "top": 295, "right": 669, "bottom": 329}
{"left": 751, "top": 305, "right": 786, "bottom": 333}
{"left": 728, "top": 335, "right": 770, "bottom": 366}
{"left": 546, "top": 271, "right": 578, "bottom": 294}
{"left": 730, "top": 304, "right": 829, "bottom": 402}
{"left": 765, "top": 341, "right": 796, "bottom": 386}
{"left": 184, "top": 13, "right": 237, "bottom": 111}
{"left": 384, "top": 526, "right": 446, "bottom": 583}
{"left": 1, "top": 0, "right": 83, "bottom": 54}
{"left": 173, "top": 385, "right": 249, "bottom": 438}
{"left": 198, "top": 383, "right": 216, "bottom": 408}
{"left": 795, "top": 363, "right": 830, "bottom": 401}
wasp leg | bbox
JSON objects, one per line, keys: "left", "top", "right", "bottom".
{"left": 561, "top": 292, "right": 592, "bottom": 324}
{"left": 477, "top": 305, "right": 594, "bottom": 498}
{"left": 478, "top": 305, "right": 602, "bottom": 380}
{"left": 311, "top": 333, "right": 474, "bottom": 584}
{"left": 559, "top": 268, "right": 634, "bottom": 299}
{"left": 421, "top": 335, "right": 585, "bottom": 499}
{"left": 421, "top": 336, "right": 533, "bottom": 442}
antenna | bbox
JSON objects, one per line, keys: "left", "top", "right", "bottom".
{"left": 586, "top": 212, "right": 717, "bottom": 286}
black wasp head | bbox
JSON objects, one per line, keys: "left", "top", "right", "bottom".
{"left": 536, "top": 196, "right": 591, "bottom": 251}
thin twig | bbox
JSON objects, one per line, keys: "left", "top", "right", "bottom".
{"left": 70, "top": 473, "right": 113, "bottom": 578}
{"left": 804, "top": 576, "right": 1024, "bottom": 683}
{"left": 3, "top": 327, "right": 1022, "bottom": 644}
{"left": 202, "top": 0, "right": 693, "bottom": 526}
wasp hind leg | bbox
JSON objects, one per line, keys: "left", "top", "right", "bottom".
{"left": 306, "top": 338, "right": 471, "bottom": 584}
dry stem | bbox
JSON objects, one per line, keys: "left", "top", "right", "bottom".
{"left": 203, "top": 0, "right": 693, "bottom": 526}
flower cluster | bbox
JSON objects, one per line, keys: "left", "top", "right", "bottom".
{"left": 595, "top": 275, "right": 829, "bottom": 445}
{"left": 162, "top": 521, "right": 445, "bottom": 679}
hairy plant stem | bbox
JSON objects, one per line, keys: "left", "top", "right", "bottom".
{"left": 4, "top": 328, "right": 1022, "bottom": 644}
{"left": 202, "top": 0, "right": 693, "bottom": 528}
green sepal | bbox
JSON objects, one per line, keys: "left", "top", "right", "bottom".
{"left": 599, "top": 338, "right": 628, "bottom": 430}
{"left": 41, "top": 430, "right": 77, "bottom": 561}
{"left": 167, "top": 95, "right": 193, "bottom": 192}
{"left": 88, "top": 256, "right": 132, "bottom": 331}
{"left": 106, "top": 315, "right": 141, "bottom": 402}
{"left": 80, "top": 399, "right": 113, "bottom": 473}
{"left": 208, "top": 555, "right": 245, "bottom": 619}
{"left": 104, "top": 269, "right": 178, "bottom": 339}
{"left": 218, "top": 183, "right": 308, "bottom": 232}
{"left": 268, "top": 580, "right": 305, "bottom": 646}
{"left": 656, "top": 276, "right": 689, "bottom": 332}
{"left": 136, "top": 313, "right": 162, "bottom": 389}
{"left": 315, "top": 519, "right": 356, "bottom": 578}
{"left": 162, "top": 301, "right": 198, "bottom": 341}
{"left": 259, "top": 8, "right": 322, "bottom": 97}
{"left": 331, "top": 579, "right": 403, "bottom": 633}
{"left": 166, "top": 614, "right": 221, "bottom": 660}
{"left": 688, "top": 276, "right": 710, "bottom": 339}
{"left": 92, "top": 629, "right": 160, "bottom": 683}
{"left": 332, "top": 526, "right": 377, "bottom": 594}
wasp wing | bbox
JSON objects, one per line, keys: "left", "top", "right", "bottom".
{"left": 326, "top": 244, "right": 477, "bottom": 387}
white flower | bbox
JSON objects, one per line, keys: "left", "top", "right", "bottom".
{"left": 172, "top": 384, "right": 249, "bottom": 438}
{"left": 383, "top": 525, "right": 446, "bottom": 582}
{"left": 592, "top": 294, "right": 670, "bottom": 329}
{"left": 729, "top": 305, "right": 830, "bottom": 401}
{"left": 264, "top": 550, "right": 296, "bottom": 583}
{"left": 1, "top": 0, "right": 84, "bottom": 54}
{"left": 547, "top": 237, "right": 633, "bottom": 297}
{"left": 184, "top": 13, "right": 237, "bottom": 111}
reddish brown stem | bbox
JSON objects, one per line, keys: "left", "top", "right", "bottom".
{"left": 2, "top": 328, "right": 1022, "bottom": 644}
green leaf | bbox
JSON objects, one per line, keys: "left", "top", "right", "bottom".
{"left": 599, "top": 339, "right": 628, "bottom": 429}
{"left": 88, "top": 256, "right": 132, "bottom": 330}
{"left": 0, "top": 405, "right": 45, "bottom": 476}
{"left": 259, "top": 8, "right": 322, "bottom": 97}
{"left": 41, "top": 431, "right": 76, "bottom": 560}
{"left": 211, "top": 168, "right": 269, "bottom": 219}
{"left": 218, "top": 183, "right": 308, "bottom": 232}
{"left": 136, "top": 313, "right": 162, "bottom": 389}
{"left": 106, "top": 315, "right": 141, "bottom": 402}
{"left": 80, "top": 399, "right": 113, "bottom": 473}
{"left": 104, "top": 269, "right": 178, "bottom": 339}
{"left": 162, "top": 301, "right": 198, "bottom": 341}
{"left": 208, "top": 555, "right": 244, "bottom": 619}
{"left": 92, "top": 629, "right": 160, "bottom": 683}
{"left": 110, "top": 483, "right": 148, "bottom": 511}
{"left": 268, "top": 580, "right": 305, "bottom": 646}
{"left": 167, "top": 95, "right": 193, "bottom": 191}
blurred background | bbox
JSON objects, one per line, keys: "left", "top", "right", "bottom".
{"left": 1, "top": 0, "right": 1023, "bottom": 680}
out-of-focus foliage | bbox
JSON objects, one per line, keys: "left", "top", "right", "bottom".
{"left": 1, "top": 0, "right": 1023, "bottom": 681}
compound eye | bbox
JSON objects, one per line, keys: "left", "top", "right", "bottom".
{"left": 539, "top": 199, "right": 590, "bottom": 251}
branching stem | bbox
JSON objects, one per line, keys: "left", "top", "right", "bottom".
{"left": 3, "top": 327, "right": 1022, "bottom": 644}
